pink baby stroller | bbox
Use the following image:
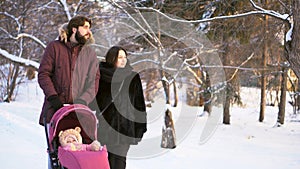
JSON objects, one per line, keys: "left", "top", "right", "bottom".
{"left": 44, "top": 104, "right": 110, "bottom": 169}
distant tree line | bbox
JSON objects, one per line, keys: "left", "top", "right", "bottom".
{"left": 0, "top": 0, "right": 299, "bottom": 125}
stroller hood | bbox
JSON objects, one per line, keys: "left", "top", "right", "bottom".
{"left": 49, "top": 104, "right": 98, "bottom": 146}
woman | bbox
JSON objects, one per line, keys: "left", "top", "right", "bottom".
{"left": 95, "top": 46, "right": 147, "bottom": 169}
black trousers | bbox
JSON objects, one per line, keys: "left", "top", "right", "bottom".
{"left": 106, "top": 144, "right": 130, "bottom": 169}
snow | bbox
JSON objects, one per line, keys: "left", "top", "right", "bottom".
{"left": 286, "top": 23, "right": 293, "bottom": 42}
{"left": 0, "top": 78, "right": 300, "bottom": 169}
{"left": 0, "top": 48, "right": 40, "bottom": 69}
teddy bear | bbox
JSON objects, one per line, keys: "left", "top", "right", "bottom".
{"left": 58, "top": 126, "right": 101, "bottom": 151}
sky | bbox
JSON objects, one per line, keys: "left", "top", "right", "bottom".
{"left": 0, "top": 77, "right": 299, "bottom": 169}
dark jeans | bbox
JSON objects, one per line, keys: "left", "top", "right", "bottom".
{"left": 106, "top": 144, "right": 130, "bottom": 169}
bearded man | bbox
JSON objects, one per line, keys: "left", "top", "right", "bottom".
{"left": 38, "top": 16, "right": 100, "bottom": 126}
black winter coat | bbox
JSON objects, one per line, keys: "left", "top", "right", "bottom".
{"left": 95, "top": 62, "right": 147, "bottom": 145}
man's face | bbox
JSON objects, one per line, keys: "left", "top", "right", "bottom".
{"left": 75, "top": 21, "right": 91, "bottom": 44}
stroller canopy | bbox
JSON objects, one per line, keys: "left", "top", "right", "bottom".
{"left": 49, "top": 104, "right": 98, "bottom": 146}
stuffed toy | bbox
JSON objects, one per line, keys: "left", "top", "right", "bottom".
{"left": 58, "top": 127, "right": 101, "bottom": 151}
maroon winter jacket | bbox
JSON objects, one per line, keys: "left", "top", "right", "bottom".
{"left": 38, "top": 40, "right": 100, "bottom": 125}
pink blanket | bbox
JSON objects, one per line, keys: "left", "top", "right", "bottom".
{"left": 58, "top": 145, "right": 110, "bottom": 169}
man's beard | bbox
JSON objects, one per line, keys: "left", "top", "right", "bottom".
{"left": 75, "top": 31, "right": 89, "bottom": 45}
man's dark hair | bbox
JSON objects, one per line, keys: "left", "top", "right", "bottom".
{"left": 67, "top": 16, "right": 92, "bottom": 39}
{"left": 105, "top": 46, "right": 128, "bottom": 66}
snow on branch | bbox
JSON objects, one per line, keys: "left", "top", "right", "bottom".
{"left": 108, "top": 0, "right": 160, "bottom": 49}
{"left": 16, "top": 33, "right": 46, "bottom": 48}
{"left": 249, "top": 0, "right": 290, "bottom": 21}
{"left": 127, "top": 7, "right": 267, "bottom": 24}
{"left": 73, "top": 0, "right": 84, "bottom": 16}
{"left": 0, "top": 48, "right": 39, "bottom": 70}
{"left": 286, "top": 24, "right": 293, "bottom": 42}
{"left": 127, "top": 0, "right": 290, "bottom": 24}
{"left": 249, "top": 0, "right": 292, "bottom": 42}
{"left": 58, "top": 0, "right": 72, "bottom": 20}
{"left": 121, "top": 0, "right": 293, "bottom": 43}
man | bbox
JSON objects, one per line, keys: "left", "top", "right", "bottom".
{"left": 38, "top": 16, "right": 100, "bottom": 126}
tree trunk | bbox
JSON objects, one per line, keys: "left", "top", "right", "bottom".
{"left": 259, "top": 10, "right": 269, "bottom": 122}
{"left": 145, "top": 70, "right": 156, "bottom": 104}
{"left": 160, "top": 70, "right": 170, "bottom": 104}
{"left": 278, "top": 65, "right": 288, "bottom": 124}
{"left": 259, "top": 47, "right": 267, "bottom": 122}
{"left": 171, "top": 81, "right": 178, "bottom": 107}
{"left": 203, "top": 73, "right": 212, "bottom": 114}
{"left": 223, "top": 91, "right": 231, "bottom": 124}
{"left": 296, "top": 82, "right": 300, "bottom": 113}
{"left": 222, "top": 41, "right": 230, "bottom": 124}
{"left": 4, "top": 64, "right": 20, "bottom": 102}
{"left": 286, "top": 0, "right": 300, "bottom": 78}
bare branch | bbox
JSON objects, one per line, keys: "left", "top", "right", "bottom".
{"left": 58, "top": 0, "right": 72, "bottom": 20}
{"left": 0, "top": 12, "right": 22, "bottom": 33}
{"left": 73, "top": 0, "right": 84, "bottom": 16}
{"left": 227, "top": 52, "right": 255, "bottom": 82}
{"left": 16, "top": 33, "right": 46, "bottom": 48}
{"left": 0, "top": 48, "right": 39, "bottom": 70}
{"left": 249, "top": 0, "right": 290, "bottom": 21}
{"left": 132, "top": 1, "right": 290, "bottom": 24}
{"left": 107, "top": 0, "right": 158, "bottom": 49}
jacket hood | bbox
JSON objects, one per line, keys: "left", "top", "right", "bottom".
{"left": 100, "top": 62, "right": 133, "bottom": 83}
{"left": 58, "top": 23, "right": 95, "bottom": 45}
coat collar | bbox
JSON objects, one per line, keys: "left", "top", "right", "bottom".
{"left": 100, "top": 62, "right": 133, "bottom": 83}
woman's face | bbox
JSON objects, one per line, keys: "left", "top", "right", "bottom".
{"left": 115, "top": 50, "right": 127, "bottom": 68}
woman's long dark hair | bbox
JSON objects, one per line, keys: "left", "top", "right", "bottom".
{"left": 105, "top": 46, "right": 127, "bottom": 66}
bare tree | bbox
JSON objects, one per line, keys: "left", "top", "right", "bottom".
{"left": 1, "top": 1, "right": 299, "bottom": 128}
{"left": 285, "top": 0, "right": 300, "bottom": 78}
{"left": 259, "top": 1, "right": 270, "bottom": 122}
{"left": 0, "top": 0, "right": 103, "bottom": 101}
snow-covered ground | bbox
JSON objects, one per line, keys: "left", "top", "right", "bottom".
{"left": 0, "top": 78, "right": 299, "bottom": 169}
